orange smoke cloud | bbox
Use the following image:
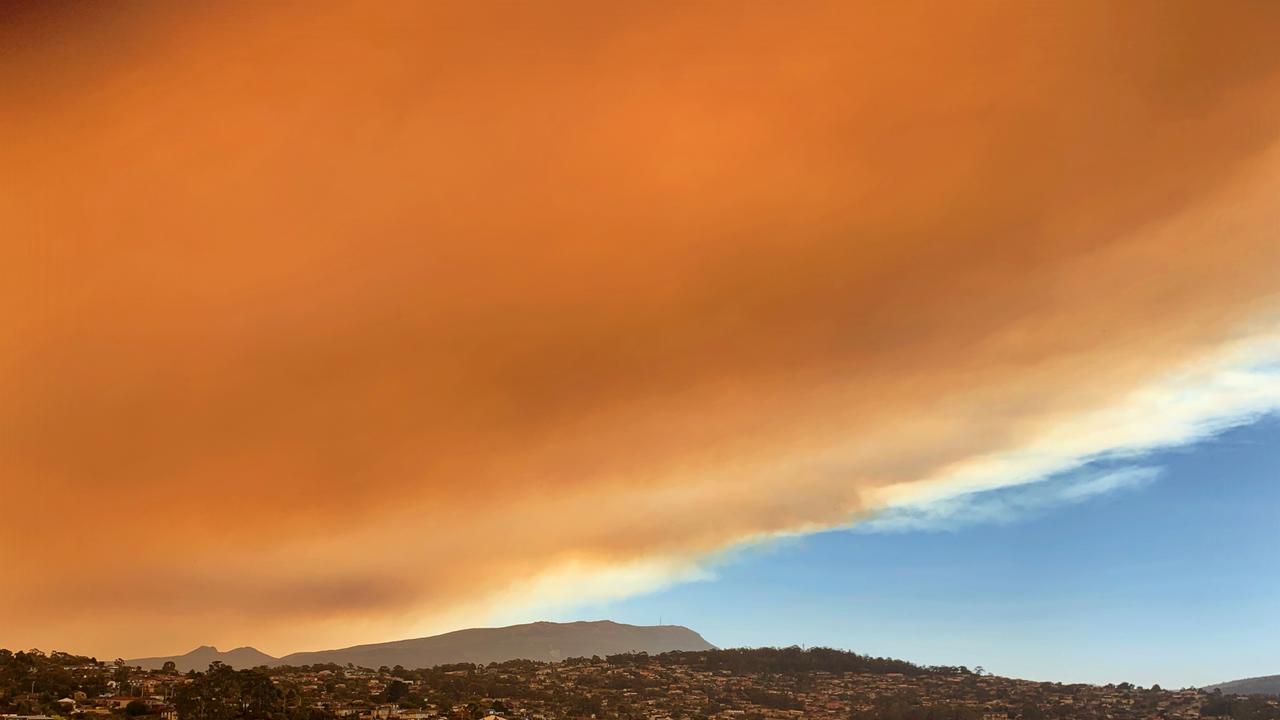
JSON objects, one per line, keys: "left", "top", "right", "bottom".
{"left": 3, "top": 1, "right": 1280, "bottom": 658}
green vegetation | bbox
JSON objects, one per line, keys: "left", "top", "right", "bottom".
{"left": 1202, "top": 692, "right": 1280, "bottom": 720}
{"left": 595, "top": 646, "right": 942, "bottom": 676}
{"left": 173, "top": 662, "right": 325, "bottom": 720}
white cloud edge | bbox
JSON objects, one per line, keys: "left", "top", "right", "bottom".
{"left": 494, "top": 330, "right": 1280, "bottom": 620}
{"left": 868, "top": 331, "right": 1280, "bottom": 513}
{"left": 853, "top": 465, "right": 1162, "bottom": 534}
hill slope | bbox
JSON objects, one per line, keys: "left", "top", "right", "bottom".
{"left": 1204, "top": 674, "right": 1280, "bottom": 695}
{"left": 126, "top": 621, "right": 714, "bottom": 671}
{"left": 279, "top": 620, "right": 714, "bottom": 668}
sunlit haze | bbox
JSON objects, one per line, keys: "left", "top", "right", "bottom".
{"left": 3, "top": 1, "right": 1279, "bottom": 691}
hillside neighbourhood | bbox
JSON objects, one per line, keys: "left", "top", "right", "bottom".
{"left": 2, "top": 648, "right": 1276, "bottom": 720}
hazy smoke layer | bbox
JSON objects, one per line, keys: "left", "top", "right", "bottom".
{"left": 3, "top": 1, "right": 1280, "bottom": 657}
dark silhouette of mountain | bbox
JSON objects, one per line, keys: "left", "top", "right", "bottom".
{"left": 126, "top": 620, "right": 714, "bottom": 671}
{"left": 279, "top": 620, "right": 714, "bottom": 668}
{"left": 128, "top": 645, "right": 278, "bottom": 672}
{"left": 1204, "top": 674, "right": 1280, "bottom": 695}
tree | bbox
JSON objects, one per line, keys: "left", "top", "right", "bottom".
{"left": 125, "top": 700, "right": 150, "bottom": 716}
{"left": 386, "top": 681, "right": 409, "bottom": 703}
{"left": 174, "top": 664, "right": 284, "bottom": 720}
{"left": 163, "top": 662, "right": 178, "bottom": 674}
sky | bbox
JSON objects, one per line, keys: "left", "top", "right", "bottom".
{"left": 554, "top": 416, "right": 1280, "bottom": 689}
{"left": 2, "top": 1, "right": 1280, "bottom": 685}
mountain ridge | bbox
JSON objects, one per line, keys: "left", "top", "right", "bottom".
{"left": 127, "top": 644, "right": 278, "bottom": 672}
{"left": 126, "top": 620, "right": 715, "bottom": 672}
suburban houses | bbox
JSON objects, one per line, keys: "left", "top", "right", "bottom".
{"left": 2, "top": 648, "right": 1276, "bottom": 720}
